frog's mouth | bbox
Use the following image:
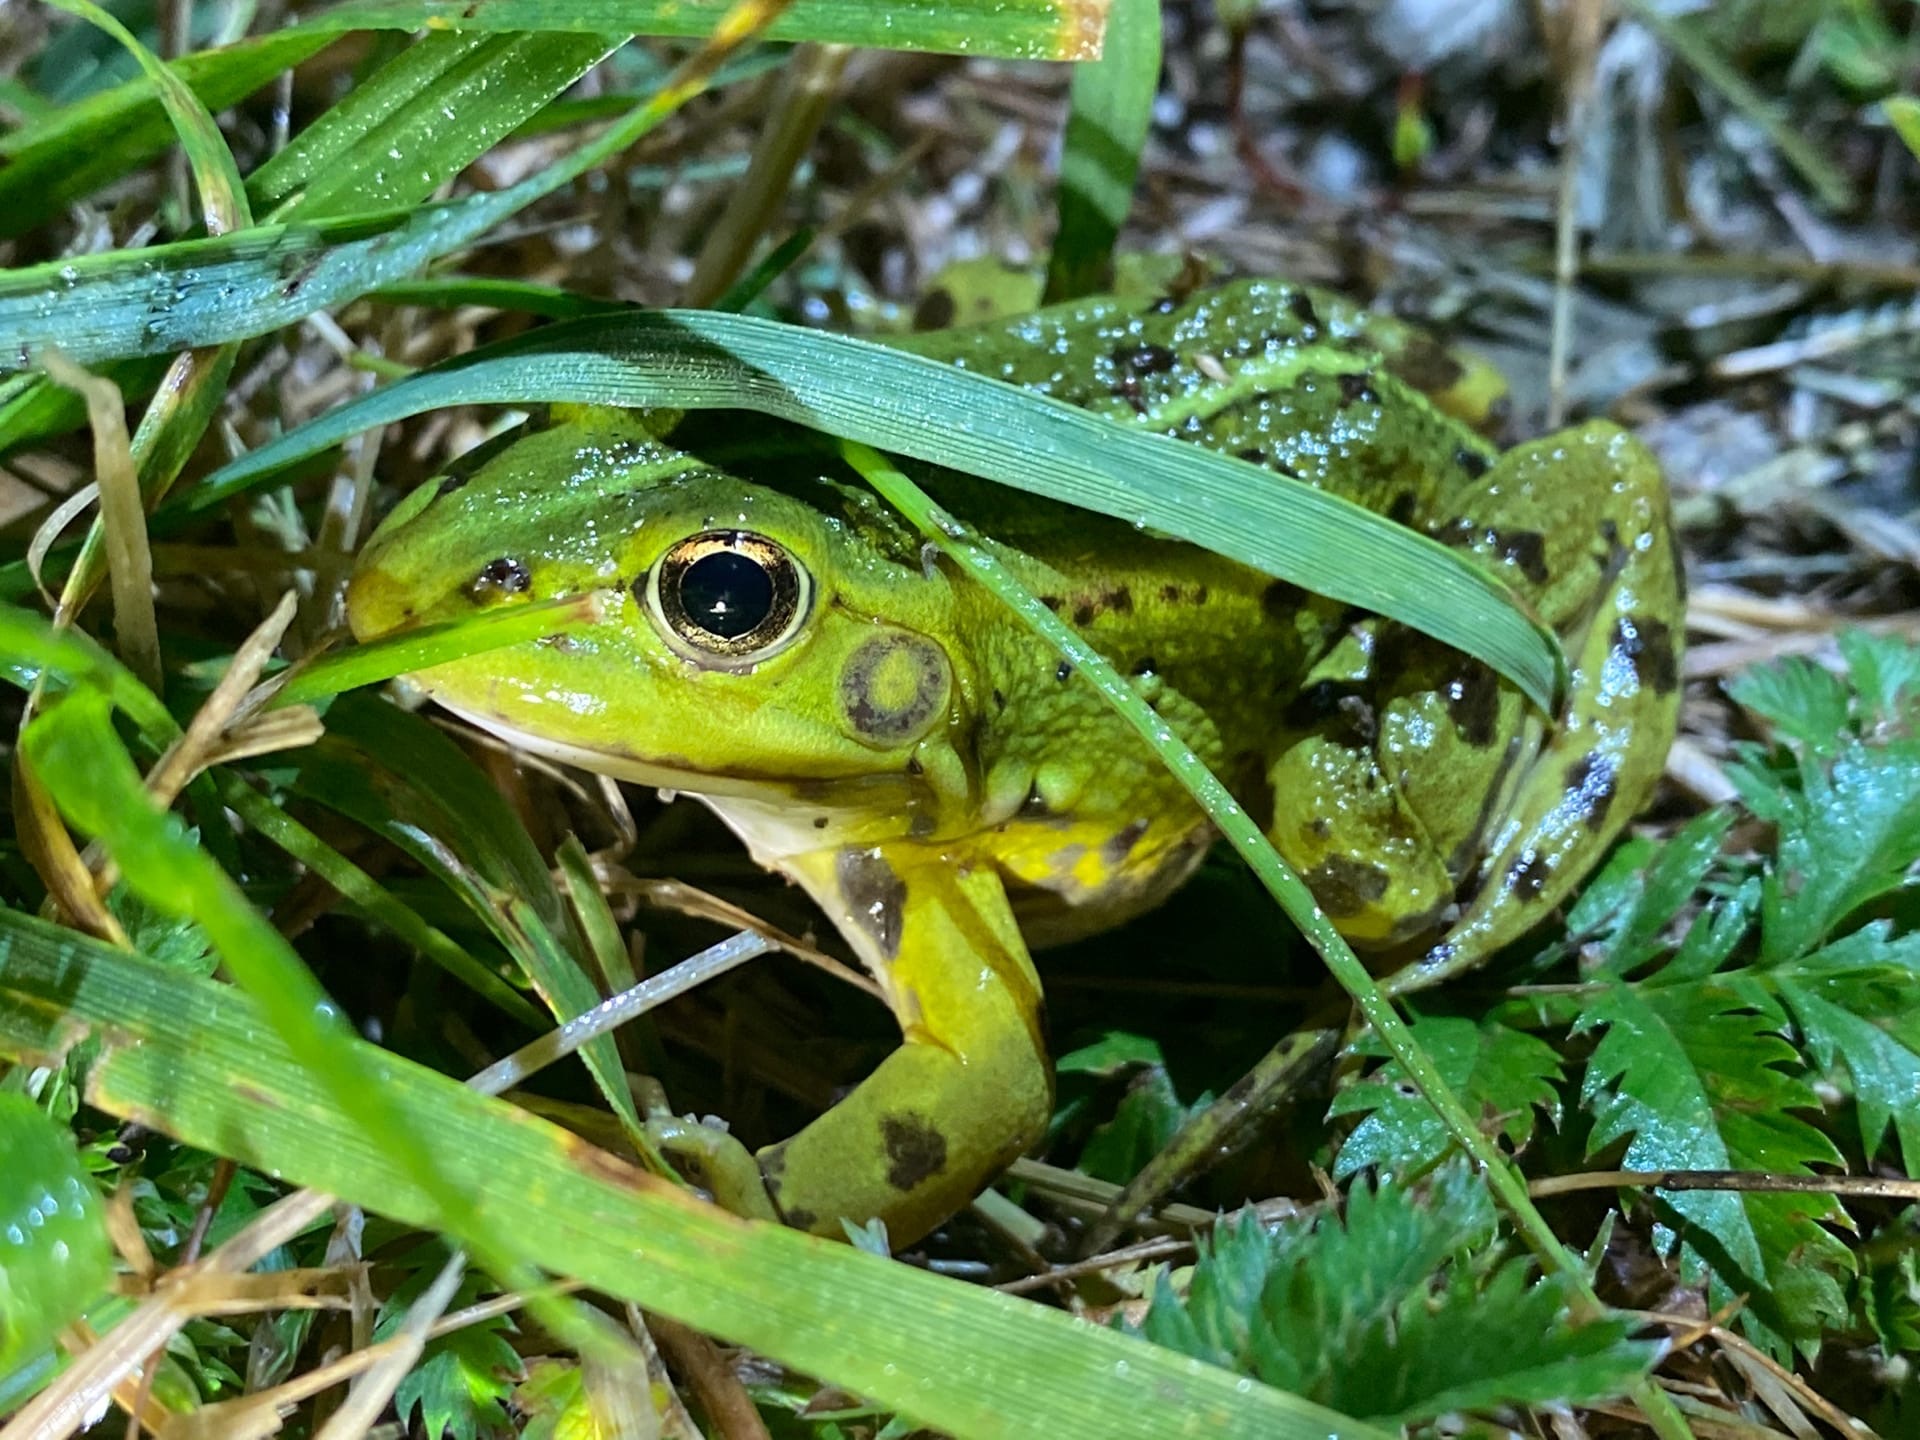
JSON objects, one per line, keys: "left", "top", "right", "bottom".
{"left": 434, "top": 698, "right": 915, "bottom": 814}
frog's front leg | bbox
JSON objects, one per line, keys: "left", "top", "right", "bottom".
{"left": 668, "top": 842, "right": 1052, "bottom": 1244}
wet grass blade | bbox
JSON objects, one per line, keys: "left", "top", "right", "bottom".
{"left": 251, "top": 32, "right": 621, "bottom": 221}
{"left": 0, "top": 32, "right": 324, "bottom": 239}
{"left": 292, "top": 0, "right": 1103, "bottom": 59}
{"left": 0, "top": 907, "right": 1392, "bottom": 1440}
{"left": 1043, "top": 0, "right": 1160, "bottom": 301}
{"left": 188, "top": 309, "right": 1565, "bottom": 711}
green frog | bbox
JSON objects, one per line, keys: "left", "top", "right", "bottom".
{"left": 347, "top": 277, "right": 1681, "bottom": 1244}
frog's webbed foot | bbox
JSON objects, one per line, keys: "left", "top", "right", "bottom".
{"left": 694, "top": 846, "right": 1052, "bottom": 1245}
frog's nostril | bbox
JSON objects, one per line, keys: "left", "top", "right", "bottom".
{"left": 469, "top": 557, "right": 532, "bottom": 598}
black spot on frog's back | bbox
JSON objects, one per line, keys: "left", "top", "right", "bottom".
{"left": 1613, "top": 616, "right": 1679, "bottom": 695}
{"left": 1506, "top": 853, "right": 1552, "bottom": 899}
{"left": 1497, "top": 530, "right": 1550, "bottom": 587}
{"left": 881, "top": 1113, "right": 949, "bottom": 1191}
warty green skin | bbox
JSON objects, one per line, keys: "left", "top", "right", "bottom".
{"left": 348, "top": 277, "right": 1683, "bottom": 1244}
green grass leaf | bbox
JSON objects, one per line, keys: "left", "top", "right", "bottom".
{"left": 1043, "top": 0, "right": 1161, "bottom": 301}
{"left": 291, "top": 0, "right": 1104, "bottom": 58}
{"left": 0, "top": 909, "right": 1389, "bottom": 1440}
{"left": 189, "top": 309, "right": 1563, "bottom": 712}
{"left": 250, "top": 32, "right": 620, "bottom": 221}
{"left": 0, "top": 1093, "right": 113, "bottom": 1371}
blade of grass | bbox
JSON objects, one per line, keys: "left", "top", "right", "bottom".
{"left": 293, "top": 0, "right": 1103, "bottom": 59}
{"left": 1042, "top": 0, "right": 1160, "bottom": 302}
{"left": 184, "top": 309, "right": 1566, "bottom": 711}
{"left": 251, "top": 31, "right": 621, "bottom": 221}
{"left": 0, "top": 0, "right": 780, "bottom": 373}
{"left": 0, "top": 907, "right": 1392, "bottom": 1440}
{"left": 840, "top": 440, "right": 1696, "bottom": 1440}
{"left": 42, "top": 0, "right": 249, "bottom": 236}
{"left": 0, "top": 32, "right": 324, "bottom": 239}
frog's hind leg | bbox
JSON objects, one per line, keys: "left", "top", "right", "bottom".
{"left": 1386, "top": 420, "right": 1683, "bottom": 994}
{"left": 745, "top": 844, "right": 1052, "bottom": 1244}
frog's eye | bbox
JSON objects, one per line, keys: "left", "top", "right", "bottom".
{"left": 645, "top": 530, "right": 811, "bottom": 664}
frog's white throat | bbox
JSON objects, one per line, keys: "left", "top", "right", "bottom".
{"left": 434, "top": 700, "right": 909, "bottom": 862}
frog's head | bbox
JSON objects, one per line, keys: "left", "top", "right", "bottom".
{"left": 346, "top": 413, "right": 970, "bottom": 834}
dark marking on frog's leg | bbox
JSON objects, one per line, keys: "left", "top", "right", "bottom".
{"left": 781, "top": 1207, "right": 817, "bottom": 1231}
{"left": 1307, "top": 856, "right": 1392, "bottom": 918}
{"left": 1236, "top": 446, "right": 1266, "bottom": 465}
{"left": 1073, "top": 600, "right": 1096, "bottom": 626}
{"left": 1497, "top": 530, "right": 1550, "bottom": 587}
{"left": 1614, "top": 616, "right": 1679, "bottom": 696}
{"left": 812, "top": 816, "right": 830, "bottom": 830}
{"left": 1507, "top": 853, "right": 1552, "bottom": 899}
{"left": 1105, "top": 818, "right": 1150, "bottom": 865}
{"left": 839, "top": 634, "right": 952, "bottom": 743}
{"left": 1262, "top": 579, "right": 1308, "bottom": 619}
{"left": 1105, "top": 586, "right": 1133, "bottom": 614}
{"left": 881, "top": 1113, "right": 948, "bottom": 1191}
{"left": 1039, "top": 594, "right": 1063, "bottom": 612}
{"left": 1159, "top": 583, "right": 1181, "bottom": 603}
{"left": 470, "top": 556, "right": 531, "bottom": 597}
{"left": 1445, "top": 664, "right": 1501, "bottom": 746}
{"left": 1454, "top": 448, "right": 1490, "bottom": 481}
{"left": 1565, "top": 753, "right": 1617, "bottom": 832}
{"left": 836, "top": 848, "right": 906, "bottom": 960}
{"left": 1193, "top": 585, "right": 1209, "bottom": 604}
{"left": 1335, "top": 371, "right": 1379, "bottom": 407}
{"left": 1387, "top": 491, "right": 1419, "bottom": 527}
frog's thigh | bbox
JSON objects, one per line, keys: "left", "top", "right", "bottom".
{"left": 760, "top": 846, "right": 1052, "bottom": 1244}
{"left": 1411, "top": 421, "right": 1683, "bottom": 981}
{"left": 1265, "top": 633, "right": 1461, "bottom": 948}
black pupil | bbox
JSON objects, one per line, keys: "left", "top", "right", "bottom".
{"left": 679, "top": 550, "right": 775, "bottom": 639}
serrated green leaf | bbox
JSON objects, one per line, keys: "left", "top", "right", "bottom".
{"left": 1728, "top": 655, "right": 1852, "bottom": 759}
{"left": 1080, "top": 1065, "right": 1206, "bottom": 1184}
{"left": 1742, "top": 739, "right": 1920, "bottom": 965}
{"left": 1331, "top": 1017, "right": 1562, "bottom": 1181}
{"left": 1771, "top": 924, "right": 1920, "bottom": 1170}
{"left": 1584, "top": 810, "right": 1735, "bottom": 976}
{"left": 1576, "top": 976, "right": 1852, "bottom": 1354}
{"left": 1837, "top": 630, "right": 1920, "bottom": 734}
{"left": 0, "top": 1094, "right": 113, "bottom": 1371}
{"left": 382, "top": 1259, "right": 522, "bottom": 1440}
{"left": 1133, "top": 1165, "right": 1651, "bottom": 1423}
